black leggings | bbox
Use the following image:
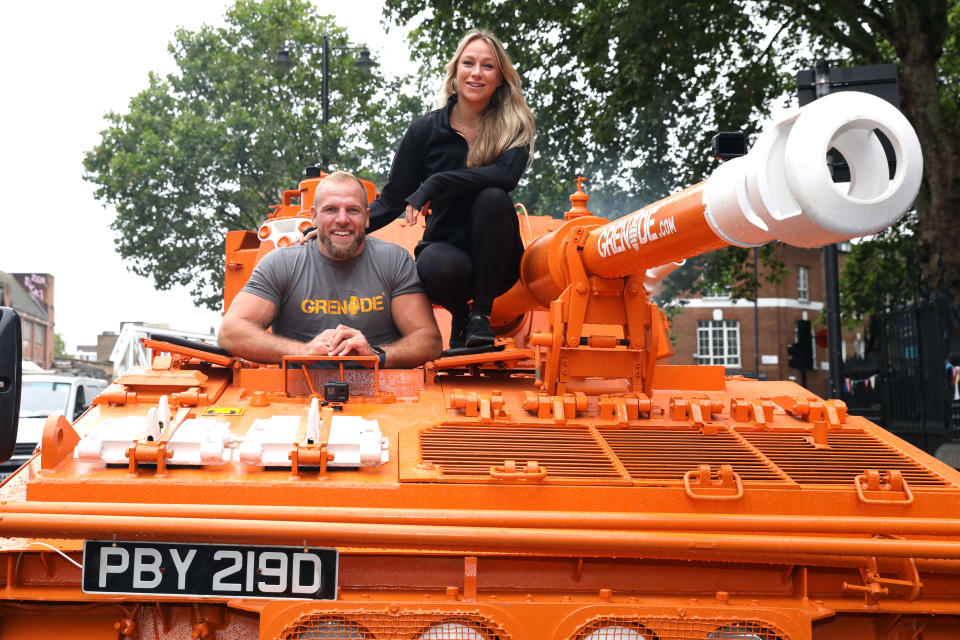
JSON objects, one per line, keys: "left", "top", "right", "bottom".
{"left": 416, "top": 187, "right": 523, "bottom": 318}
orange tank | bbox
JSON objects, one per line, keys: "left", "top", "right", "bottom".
{"left": 0, "top": 91, "right": 957, "bottom": 640}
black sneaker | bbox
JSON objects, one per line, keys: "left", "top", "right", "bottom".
{"left": 449, "top": 315, "right": 469, "bottom": 349}
{"left": 464, "top": 315, "right": 495, "bottom": 348}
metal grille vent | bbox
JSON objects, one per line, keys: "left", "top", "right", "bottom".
{"left": 597, "top": 428, "right": 784, "bottom": 482}
{"left": 573, "top": 616, "right": 786, "bottom": 640}
{"left": 281, "top": 612, "right": 506, "bottom": 639}
{"left": 741, "top": 431, "right": 951, "bottom": 486}
{"left": 419, "top": 424, "right": 626, "bottom": 482}
{"left": 573, "top": 619, "right": 656, "bottom": 639}
{"left": 415, "top": 425, "right": 954, "bottom": 488}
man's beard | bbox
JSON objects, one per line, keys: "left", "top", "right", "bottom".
{"left": 320, "top": 230, "right": 364, "bottom": 259}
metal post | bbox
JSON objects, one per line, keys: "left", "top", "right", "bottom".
{"left": 753, "top": 247, "right": 760, "bottom": 376}
{"left": 276, "top": 36, "right": 376, "bottom": 172}
{"left": 814, "top": 59, "right": 843, "bottom": 399}
{"left": 824, "top": 245, "right": 843, "bottom": 398}
{"left": 321, "top": 34, "right": 330, "bottom": 126}
{"left": 321, "top": 34, "right": 330, "bottom": 170}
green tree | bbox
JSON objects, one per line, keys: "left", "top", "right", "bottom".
{"left": 384, "top": 0, "right": 960, "bottom": 310}
{"left": 839, "top": 214, "right": 919, "bottom": 327}
{"left": 85, "top": 0, "right": 423, "bottom": 310}
{"left": 54, "top": 333, "right": 68, "bottom": 359}
{"left": 384, "top": 2, "right": 807, "bottom": 216}
{"left": 838, "top": 2, "right": 960, "bottom": 321}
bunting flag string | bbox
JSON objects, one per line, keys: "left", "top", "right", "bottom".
{"left": 843, "top": 374, "right": 879, "bottom": 393}
{"left": 843, "top": 365, "right": 960, "bottom": 397}
{"left": 949, "top": 362, "right": 960, "bottom": 400}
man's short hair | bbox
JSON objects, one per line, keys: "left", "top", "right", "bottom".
{"left": 315, "top": 171, "right": 368, "bottom": 208}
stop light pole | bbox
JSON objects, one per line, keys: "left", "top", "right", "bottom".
{"left": 788, "top": 319, "right": 814, "bottom": 388}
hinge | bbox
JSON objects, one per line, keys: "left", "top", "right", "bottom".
{"left": 450, "top": 389, "right": 507, "bottom": 420}
{"left": 598, "top": 393, "right": 651, "bottom": 424}
{"left": 490, "top": 459, "right": 548, "bottom": 481}
{"left": 670, "top": 396, "right": 723, "bottom": 432}
{"left": 730, "top": 396, "right": 775, "bottom": 427}
{"left": 522, "top": 391, "right": 585, "bottom": 422}
{"left": 773, "top": 395, "right": 847, "bottom": 427}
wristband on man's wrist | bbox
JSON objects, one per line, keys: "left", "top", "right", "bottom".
{"left": 371, "top": 346, "right": 387, "bottom": 368}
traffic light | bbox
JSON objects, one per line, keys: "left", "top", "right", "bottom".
{"left": 787, "top": 319, "right": 813, "bottom": 370}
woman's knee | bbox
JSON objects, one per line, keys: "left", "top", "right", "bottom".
{"left": 472, "top": 187, "right": 514, "bottom": 218}
{"left": 416, "top": 244, "right": 472, "bottom": 295}
{"left": 418, "top": 243, "right": 469, "bottom": 272}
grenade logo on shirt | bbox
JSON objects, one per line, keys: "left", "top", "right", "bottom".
{"left": 300, "top": 295, "right": 385, "bottom": 314}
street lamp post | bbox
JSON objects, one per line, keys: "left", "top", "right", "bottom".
{"left": 275, "top": 35, "right": 378, "bottom": 168}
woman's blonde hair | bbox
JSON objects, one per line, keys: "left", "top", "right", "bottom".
{"left": 437, "top": 30, "right": 535, "bottom": 168}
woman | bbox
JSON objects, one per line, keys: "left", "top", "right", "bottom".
{"left": 367, "top": 29, "right": 535, "bottom": 350}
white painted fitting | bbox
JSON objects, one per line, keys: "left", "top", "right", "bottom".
{"left": 326, "top": 416, "right": 389, "bottom": 467}
{"left": 307, "top": 397, "right": 320, "bottom": 443}
{"left": 166, "top": 419, "right": 232, "bottom": 464}
{"left": 644, "top": 260, "right": 686, "bottom": 293}
{"left": 703, "top": 91, "right": 922, "bottom": 248}
{"left": 157, "top": 395, "right": 170, "bottom": 433}
{"left": 237, "top": 415, "right": 301, "bottom": 466}
{"left": 256, "top": 217, "right": 313, "bottom": 247}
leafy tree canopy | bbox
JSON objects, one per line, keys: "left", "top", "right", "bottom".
{"left": 54, "top": 333, "right": 68, "bottom": 359}
{"left": 385, "top": 0, "right": 960, "bottom": 314}
{"left": 388, "top": 0, "right": 801, "bottom": 214}
{"left": 85, "top": 0, "right": 423, "bottom": 310}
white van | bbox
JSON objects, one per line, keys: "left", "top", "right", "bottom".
{"left": 2, "top": 373, "right": 107, "bottom": 477}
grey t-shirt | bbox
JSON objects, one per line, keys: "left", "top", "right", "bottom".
{"left": 241, "top": 237, "right": 423, "bottom": 346}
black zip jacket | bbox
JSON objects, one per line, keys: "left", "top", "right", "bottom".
{"left": 368, "top": 98, "right": 530, "bottom": 250}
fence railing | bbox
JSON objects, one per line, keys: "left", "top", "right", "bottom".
{"left": 841, "top": 254, "right": 960, "bottom": 462}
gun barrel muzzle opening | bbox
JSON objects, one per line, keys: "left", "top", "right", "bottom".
{"left": 704, "top": 90, "right": 923, "bottom": 248}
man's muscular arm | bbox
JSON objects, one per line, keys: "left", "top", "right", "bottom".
{"left": 218, "top": 292, "right": 330, "bottom": 363}
{"left": 219, "top": 291, "right": 440, "bottom": 367}
{"left": 379, "top": 291, "right": 442, "bottom": 367}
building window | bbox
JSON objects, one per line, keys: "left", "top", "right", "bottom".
{"left": 701, "top": 285, "right": 730, "bottom": 300}
{"left": 696, "top": 319, "right": 741, "bottom": 367}
{"left": 22, "top": 321, "right": 31, "bottom": 345}
{"left": 35, "top": 324, "right": 44, "bottom": 345}
{"left": 797, "top": 266, "right": 809, "bottom": 301}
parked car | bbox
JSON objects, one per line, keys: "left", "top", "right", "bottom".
{"left": 1, "top": 373, "right": 106, "bottom": 478}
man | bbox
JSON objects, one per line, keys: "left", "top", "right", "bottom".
{"left": 218, "top": 171, "right": 441, "bottom": 366}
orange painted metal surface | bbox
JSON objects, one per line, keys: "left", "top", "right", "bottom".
{"left": 580, "top": 183, "right": 726, "bottom": 278}
{"left": 1, "top": 161, "right": 959, "bottom": 639}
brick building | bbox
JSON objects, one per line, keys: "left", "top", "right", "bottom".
{"left": 664, "top": 246, "right": 858, "bottom": 398}
{"left": 0, "top": 271, "right": 55, "bottom": 370}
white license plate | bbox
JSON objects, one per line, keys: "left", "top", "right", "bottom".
{"left": 82, "top": 540, "right": 337, "bottom": 600}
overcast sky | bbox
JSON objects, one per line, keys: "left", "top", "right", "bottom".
{"left": 0, "top": 0, "right": 417, "bottom": 352}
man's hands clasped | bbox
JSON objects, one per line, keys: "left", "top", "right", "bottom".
{"left": 302, "top": 324, "right": 380, "bottom": 365}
